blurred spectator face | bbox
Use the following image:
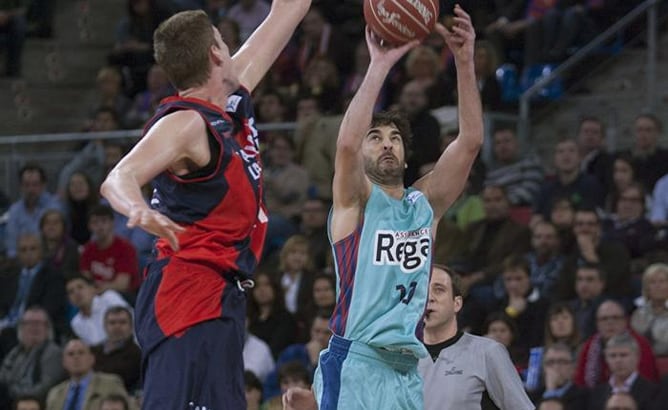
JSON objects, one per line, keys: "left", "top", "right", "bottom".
{"left": 612, "top": 158, "right": 634, "bottom": 191}
{"left": 245, "top": 384, "right": 262, "bottom": 410}
{"left": 550, "top": 199, "right": 574, "bottom": 228}
{"left": 68, "top": 172, "right": 91, "bottom": 202}
{"left": 486, "top": 320, "right": 513, "bottom": 347}
{"left": 147, "top": 65, "right": 169, "bottom": 93}
{"left": 63, "top": 339, "right": 95, "bottom": 378}
{"left": 304, "top": 58, "right": 339, "bottom": 89}
{"left": 296, "top": 97, "right": 320, "bottom": 123}
{"left": 252, "top": 274, "right": 275, "bottom": 306}
{"left": 575, "top": 267, "right": 605, "bottom": 301}
{"left": 550, "top": 310, "right": 575, "bottom": 339}
{"left": 104, "top": 310, "right": 133, "bottom": 344}
{"left": 474, "top": 45, "right": 491, "bottom": 76}
{"left": 503, "top": 267, "right": 530, "bottom": 298}
{"left": 573, "top": 211, "right": 600, "bottom": 241}
{"left": 554, "top": 140, "right": 580, "bottom": 174}
{"left": 311, "top": 317, "right": 332, "bottom": 349}
{"left": 88, "top": 215, "right": 115, "bottom": 244}
{"left": 605, "top": 393, "right": 638, "bottom": 410}
{"left": 268, "top": 135, "right": 294, "bottom": 168}
{"left": 279, "top": 374, "right": 309, "bottom": 394}
{"left": 258, "top": 93, "right": 286, "bottom": 123}
{"left": 596, "top": 302, "right": 627, "bottom": 340}
{"left": 21, "top": 169, "right": 46, "bottom": 206}
{"left": 398, "top": 81, "right": 428, "bottom": 117}
{"left": 97, "top": 69, "right": 122, "bottom": 98}
{"left": 104, "top": 144, "right": 124, "bottom": 169}
{"left": 66, "top": 278, "right": 96, "bottom": 309}
{"left": 543, "top": 347, "right": 575, "bottom": 386}
{"left": 605, "top": 345, "right": 638, "bottom": 380}
{"left": 130, "top": 0, "right": 150, "bottom": 16}
{"left": 538, "top": 401, "right": 564, "bottom": 410}
{"left": 301, "top": 199, "right": 328, "bottom": 230}
{"left": 531, "top": 222, "right": 559, "bottom": 257}
{"left": 482, "top": 186, "right": 510, "bottom": 221}
{"left": 16, "top": 399, "right": 41, "bottom": 410}
{"left": 284, "top": 244, "right": 309, "bottom": 273}
{"left": 92, "top": 111, "right": 119, "bottom": 132}
{"left": 17, "top": 235, "right": 42, "bottom": 269}
{"left": 18, "top": 309, "right": 50, "bottom": 349}
{"left": 406, "top": 46, "right": 441, "bottom": 81}
{"left": 217, "top": 18, "right": 240, "bottom": 49}
{"left": 301, "top": 9, "right": 325, "bottom": 41}
{"left": 645, "top": 268, "right": 668, "bottom": 304}
{"left": 41, "top": 211, "right": 66, "bottom": 242}
{"left": 616, "top": 186, "right": 643, "bottom": 221}
{"left": 354, "top": 40, "right": 370, "bottom": 74}
{"left": 633, "top": 116, "right": 660, "bottom": 152}
{"left": 492, "top": 129, "right": 518, "bottom": 164}
{"left": 578, "top": 119, "right": 604, "bottom": 153}
{"left": 313, "top": 277, "right": 335, "bottom": 307}
{"left": 100, "top": 400, "right": 126, "bottom": 410}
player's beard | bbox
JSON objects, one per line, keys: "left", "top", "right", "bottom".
{"left": 364, "top": 154, "right": 404, "bottom": 186}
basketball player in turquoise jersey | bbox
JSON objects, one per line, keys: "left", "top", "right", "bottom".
{"left": 312, "top": 5, "right": 483, "bottom": 410}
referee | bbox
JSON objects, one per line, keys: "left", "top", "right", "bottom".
{"left": 419, "top": 265, "right": 535, "bottom": 410}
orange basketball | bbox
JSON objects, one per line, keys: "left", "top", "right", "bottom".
{"left": 363, "top": 0, "right": 439, "bottom": 46}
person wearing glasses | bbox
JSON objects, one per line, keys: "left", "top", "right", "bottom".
{"left": 530, "top": 343, "right": 587, "bottom": 410}
{"left": 574, "top": 300, "right": 659, "bottom": 388}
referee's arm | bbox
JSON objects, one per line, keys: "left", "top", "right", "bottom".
{"left": 484, "top": 342, "right": 535, "bottom": 410}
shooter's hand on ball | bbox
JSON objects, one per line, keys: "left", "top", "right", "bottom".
{"left": 365, "top": 26, "right": 419, "bottom": 70}
{"left": 435, "top": 4, "right": 475, "bottom": 66}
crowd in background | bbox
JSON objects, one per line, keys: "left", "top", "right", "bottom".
{"left": 1, "top": 0, "right": 668, "bottom": 410}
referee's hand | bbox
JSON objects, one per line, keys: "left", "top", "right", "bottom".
{"left": 282, "top": 387, "right": 317, "bottom": 410}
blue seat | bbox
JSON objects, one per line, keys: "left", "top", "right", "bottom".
{"left": 495, "top": 63, "right": 521, "bottom": 103}
{"left": 520, "top": 64, "right": 564, "bottom": 101}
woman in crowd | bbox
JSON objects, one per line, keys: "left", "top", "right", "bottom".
{"left": 40, "top": 209, "right": 79, "bottom": 278}
{"left": 248, "top": 272, "right": 297, "bottom": 359}
{"left": 544, "top": 302, "right": 581, "bottom": 352}
{"left": 64, "top": 171, "right": 99, "bottom": 245}
{"left": 631, "top": 263, "right": 668, "bottom": 357}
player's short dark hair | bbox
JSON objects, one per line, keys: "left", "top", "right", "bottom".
{"left": 371, "top": 110, "right": 413, "bottom": 158}
{"left": 87, "top": 204, "right": 115, "bottom": 221}
{"left": 100, "top": 394, "right": 129, "bottom": 410}
{"left": 432, "top": 264, "right": 462, "bottom": 299}
{"left": 18, "top": 163, "right": 47, "bottom": 183}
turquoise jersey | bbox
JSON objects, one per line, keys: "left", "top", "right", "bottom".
{"left": 329, "top": 184, "right": 433, "bottom": 358}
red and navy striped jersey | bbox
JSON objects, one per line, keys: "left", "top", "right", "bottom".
{"left": 144, "top": 87, "right": 267, "bottom": 279}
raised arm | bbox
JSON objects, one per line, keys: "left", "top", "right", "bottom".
{"left": 99, "top": 112, "right": 206, "bottom": 249}
{"left": 414, "top": 5, "right": 483, "bottom": 221}
{"left": 330, "top": 29, "right": 416, "bottom": 241}
{"left": 232, "top": 0, "right": 311, "bottom": 92}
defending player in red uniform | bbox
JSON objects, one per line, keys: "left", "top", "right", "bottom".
{"left": 100, "top": 2, "right": 311, "bottom": 408}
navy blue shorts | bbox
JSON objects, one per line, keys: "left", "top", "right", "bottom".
{"left": 141, "top": 318, "right": 246, "bottom": 410}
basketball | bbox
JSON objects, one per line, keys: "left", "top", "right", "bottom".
{"left": 363, "top": 0, "right": 439, "bottom": 46}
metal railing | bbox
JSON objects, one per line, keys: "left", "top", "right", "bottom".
{"left": 0, "top": 111, "right": 519, "bottom": 200}
{"left": 518, "top": 0, "right": 662, "bottom": 143}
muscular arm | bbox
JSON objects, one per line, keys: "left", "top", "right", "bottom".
{"left": 414, "top": 8, "right": 483, "bottom": 222}
{"left": 100, "top": 111, "right": 204, "bottom": 248}
{"left": 233, "top": 0, "right": 311, "bottom": 92}
{"left": 330, "top": 30, "right": 416, "bottom": 242}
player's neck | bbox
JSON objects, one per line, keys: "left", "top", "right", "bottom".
{"left": 376, "top": 183, "right": 404, "bottom": 200}
{"left": 179, "top": 81, "right": 233, "bottom": 109}
{"left": 423, "top": 319, "right": 458, "bottom": 345}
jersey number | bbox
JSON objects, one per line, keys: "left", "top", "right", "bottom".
{"left": 396, "top": 281, "right": 417, "bottom": 305}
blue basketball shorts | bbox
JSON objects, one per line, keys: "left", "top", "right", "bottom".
{"left": 313, "top": 335, "right": 423, "bottom": 410}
